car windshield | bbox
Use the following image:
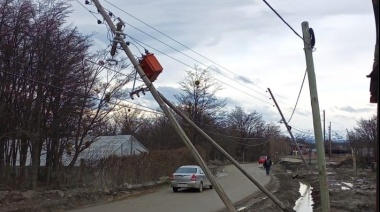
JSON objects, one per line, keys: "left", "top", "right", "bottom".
{"left": 175, "top": 167, "right": 197, "bottom": 173}
{"left": 260, "top": 156, "right": 266, "bottom": 159}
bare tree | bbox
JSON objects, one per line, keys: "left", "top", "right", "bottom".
{"left": 175, "top": 66, "right": 226, "bottom": 147}
{"left": 225, "top": 106, "right": 280, "bottom": 162}
{"left": 116, "top": 108, "right": 145, "bottom": 135}
{"left": 135, "top": 114, "right": 183, "bottom": 150}
{"left": 0, "top": 0, "right": 133, "bottom": 189}
{"left": 67, "top": 53, "right": 132, "bottom": 167}
{"left": 347, "top": 115, "right": 377, "bottom": 168}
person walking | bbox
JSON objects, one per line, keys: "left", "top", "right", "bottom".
{"left": 263, "top": 156, "right": 272, "bottom": 176}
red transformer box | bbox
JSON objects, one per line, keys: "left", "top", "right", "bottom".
{"left": 139, "top": 53, "right": 163, "bottom": 82}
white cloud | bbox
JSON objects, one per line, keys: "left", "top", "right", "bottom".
{"left": 68, "top": 0, "right": 377, "bottom": 136}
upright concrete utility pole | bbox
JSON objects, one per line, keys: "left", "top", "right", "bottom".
{"left": 301, "top": 21, "right": 330, "bottom": 212}
{"left": 329, "top": 122, "right": 332, "bottom": 159}
{"left": 92, "top": 1, "right": 236, "bottom": 211}
{"left": 267, "top": 88, "right": 310, "bottom": 171}
{"left": 323, "top": 110, "right": 326, "bottom": 146}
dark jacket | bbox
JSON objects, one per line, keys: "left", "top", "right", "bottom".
{"left": 263, "top": 158, "right": 272, "bottom": 168}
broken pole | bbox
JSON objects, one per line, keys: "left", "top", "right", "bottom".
{"left": 159, "top": 92, "right": 293, "bottom": 212}
{"left": 92, "top": 1, "right": 236, "bottom": 211}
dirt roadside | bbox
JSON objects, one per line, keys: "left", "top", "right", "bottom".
{"left": 0, "top": 158, "right": 376, "bottom": 212}
{"left": 234, "top": 158, "right": 376, "bottom": 212}
{"left": 0, "top": 182, "right": 170, "bottom": 212}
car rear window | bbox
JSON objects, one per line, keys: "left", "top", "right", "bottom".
{"left": 175, "top": 167, "right": 197, "bottom": 173}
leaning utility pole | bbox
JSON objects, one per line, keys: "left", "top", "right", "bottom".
{"left": 92, "top": 1, "right": 236, "bottom": 211}
{"left": 158, "top": 92, "right": 292, "bottom": 212}
{"left": 267, "top": 88, "right": 310, "bottom": 171}
{"left": 301, "top": 21, "right": 330, "bottom": 212}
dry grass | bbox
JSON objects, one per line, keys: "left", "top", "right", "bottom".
{"left": 2, "top": 147, "right": 224, "bottom": 191}
{"left": 51, "top": 147, "right": 211, "bottom": 190}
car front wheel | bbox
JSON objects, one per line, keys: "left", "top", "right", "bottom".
{"left": 173, "top": 187, "right": 178, "bottom": 192}
{"left": 198, "top": 182, "right": 203, "bottom": 192}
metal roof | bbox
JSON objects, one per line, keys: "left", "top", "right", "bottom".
{"left": 63, "top": 135, "right": 148, "bottom": 166}
{"left": 79, "top": 135, "right": 148, "bottom": 160}
{"left": 15, "top": 135, "right": 148, "bottom": 166}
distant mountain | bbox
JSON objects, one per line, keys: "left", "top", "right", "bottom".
{"left": 301, "top": 137, "right": 348, "bottom": 143}
{"left": 333, "top": 139, "right": 348, "bottom": 143}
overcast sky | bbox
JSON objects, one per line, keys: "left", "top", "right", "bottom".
{"left": 69, "top": 0, "right": 377, "bottom": 140}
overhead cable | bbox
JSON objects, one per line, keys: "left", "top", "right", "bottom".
{"left": 287, "top": 69, "right": 307, "bottom": 123}
{"left": 262, "top": 0, "right": 303, "bottom": 40}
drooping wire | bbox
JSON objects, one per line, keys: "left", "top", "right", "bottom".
{"left": 128, "top": 37, "right": 146, "bottom": 55}
{"left": 181, "top": 122, "right": 261, "bottom": 140}
{"left": 122, "top": 22, "right": 272, "bottom": 101}
{"left": 78, "top": 3, "right": 283, "bottom": 106}
{"left": 126, "top": 35, "right": 273, "bottom": 105}
{"left": 262, "top": 0, "right": 303, "bottom": 40}
{"left": 0, "top": 69, "right": 165, "bottom": 115}
{"left": 77, "top": 3, "right": 295, "bottom": 112}
{"left": 287, "top": 69, "right": 307, "bottom": 123}
{"left": 217, "top": 138, "right": 270, "bottom": 147}
{"left": 103, "top": 0, "right": 277, "bottom": 99}
{"left": 292, "top": 126, "right": 313, "bottom": 135}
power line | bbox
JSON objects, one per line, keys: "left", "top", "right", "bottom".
{"left": 287, "top": 69, "right": 307, "bottom": 123}
{"left": 217, "top": 138, "right": 270, "bottom": 147}
{"left": 78, "top": 2, "right": 303, "bottom": 115}
{"left": 0, "top": 53, "right": 136, "bottom": 99}
{"left": 74, "top": 0, "right": 102, "bottom": 23}
{"left": 123, "top": 23, "right": 272, "bottom": 101}
{"left": 2, "top": 2, "right": 303, "bottom": 126}
{"left": 0, "top": 69, "right": 165, "bottom": 116}
{"left": 291, "top": 126, "right": 313, "bottom": 135}
{"left": 1, "top": 62, "right": 307, "bottom": 143}
{"left": 125, "top": 35, "right": 273, "bottom": 105}
{"left": 181, "top": 122, "right": 261, "bottom": 140}
{"left": 262, "top": 0, "right": 303, "bottom": 40}
{"left": 203, "top": 129, "right": 261, "bottom": 140}
{"left": 102, "top": 0, "right": 276, "bottom": 99}
{"left": 75, "top": 2, "right": 289, "bottom": 107}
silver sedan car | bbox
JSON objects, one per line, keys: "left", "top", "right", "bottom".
{"left": 170, "top": 165, "right": 213, "bottom": 192}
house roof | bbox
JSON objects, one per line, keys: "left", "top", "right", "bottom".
{"left": 71, "top": 135, "right": 148, "bottom": 163}
{"left": 84, "top": 135, "right": 148, "bottom": 154}
{"left": 15, "top": 135, "right": 148, "bottom": 166}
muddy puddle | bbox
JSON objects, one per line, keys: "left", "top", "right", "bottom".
{"left": 293, "top": 182, "right": 314, "bottom": 212}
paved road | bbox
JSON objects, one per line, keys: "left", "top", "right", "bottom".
{"left": 70, "top": 163, "right": 270, "bottom": 212}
